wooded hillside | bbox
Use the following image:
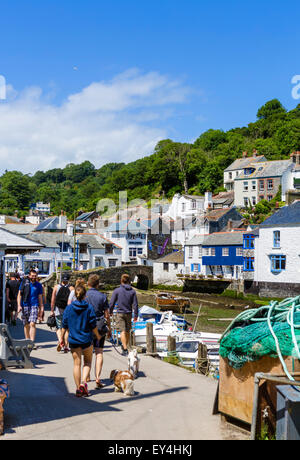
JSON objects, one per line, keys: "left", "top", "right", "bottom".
{"left": 1, "top": 99, "right": 300, "bottom": 217}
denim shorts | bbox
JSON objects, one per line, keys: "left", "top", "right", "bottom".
{"left": 55, "top": 314, "right": 63, "bottom": 330}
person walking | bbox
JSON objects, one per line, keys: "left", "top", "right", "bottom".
{"left": 61, "top": 284, "right": 101, "bottom": 397}
{"left": 37, "top": 276, "right": 46, "bottom": 324}
{"left": 50, "top": 273, "right": 74, "bottom": 353}
{"left": 67, "top": 277, "right": 85, "bottom": 305}
{"left": 17, "top": 269, "right": 44, "bottom": 347}
{"left": 85, "top": 274, "right": 112, "bottom": 389}
{"left": 6, "top": 272, "right": 20, "bottom": 326}
{"left": 109, "top": 274, "right": 138, "bottom": 357}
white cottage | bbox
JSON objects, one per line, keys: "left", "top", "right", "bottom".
{"left": 254, "top": 200, "right": 300, "bottom": 296}
{"left": 153, "top": 251, "right": 184, "bottom": 287}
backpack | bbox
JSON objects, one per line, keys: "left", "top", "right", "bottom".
{"left": 55, "top": 284, "right": 71, "bottom": 310}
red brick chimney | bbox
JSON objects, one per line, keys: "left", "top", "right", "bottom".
{"left": 242, "top": 151, "right": 248, "bottom": 158}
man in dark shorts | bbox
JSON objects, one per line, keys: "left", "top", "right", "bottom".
{"left": 17, "top": 269, "right": 44, "bottom": 347}
{"left": 109, "top": 274, "right": 138, "bottom": 357}
{"left": 6, "top": 272, "right": 20, "bottom": 326}
{"left": 85, "top": 274, "right": 112, "bottom": 389}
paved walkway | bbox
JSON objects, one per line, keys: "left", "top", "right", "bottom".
{"left": 1, "top": 318, "right": 247, "bottom": 440}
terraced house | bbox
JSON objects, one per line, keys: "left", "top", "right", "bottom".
{"left": 233, "top": 159, "right": 294, "bottom": 207}
{"left": 253, "top": 200, "right": 300, "bottom": 297}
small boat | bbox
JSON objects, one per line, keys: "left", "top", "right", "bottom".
{"left": 155, "top": 292, "right": 191, "bottom": 314}
{"left": 166, "top": 331, "right": 221, "bottom": 369}
{"left": 133, "top": 308, "right": 186, "bottom": 352}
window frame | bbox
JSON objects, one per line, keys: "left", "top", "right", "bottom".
{"left": 222, "top": 247, "right": 229, "bottom": 257}
{"left": 270, "top": 255, "right": 286, "bottom": 273}
{"left": 244, "top": 257, "right": 254, "bottom": 272}
{"left": 273, "top": 231, "right": 280, "bottom": 248}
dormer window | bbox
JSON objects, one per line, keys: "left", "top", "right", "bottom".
{"left": 244, "top": 168, "right": 255, "bottom": 175}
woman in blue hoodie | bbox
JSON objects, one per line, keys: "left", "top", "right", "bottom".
{"left": 61, "top": 284, "right": 101, "bottom": 397}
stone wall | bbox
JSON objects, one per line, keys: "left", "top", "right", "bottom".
{"left": 42, "top": 264, "right": 153, "bottom": 293}
{"left": 245, "top": 281, "right": 300, "bottom": 298}
{"left": 183, "top": 278, "right": 244, "bottom": 294}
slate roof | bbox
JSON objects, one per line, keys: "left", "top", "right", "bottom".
{"left": 259, "top": 201, "right": 300, "bottom": 227}
{"left": 0, "top": 228, "right": 44, "bottom": 250}
{"left": 76, "top": 211, "right": 98, "bottom": 222}
{"left": 155, "top": 250, "right": 184, "bottom": 264}
{"left": 205, "top": 208, "right": 235, "bottom": 221}
{"left": 236, "top": 160, "right": 293, "bottom": 180}
{"left": 224, "top": 155, "right": 266, "bottom": 172}
{"left": 202, "top": 231, "right": 245, "bottom": 246}
{"left": 185, "top": 235, "right": 206, "bottom": 246}
{"left": 35, "top": 217, "right": 61, "bottom": 231}
{"left": 1, "top": 224, "right": 37, "bottom": 235}
{"left": 27, "top": 232, "right": 121, "bottom": 249}
{"left": 212, "top": 191, "right": 234, "bottom": 207}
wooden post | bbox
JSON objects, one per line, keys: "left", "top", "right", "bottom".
{"left": 129, "top": 329, "right": 136, "bottom": 349}
{"left": 168, "top": 336, "right": 176, "bottom": 353}
{"left": 198, "top": 343, "right": 207, "bottom": 360}
{"left": 197, "top": 343, "right": 208, "bottom": 375}
{"left": 146, "top": 322, "right": 155, "bottom": 354}
{"left": 153, "top": 336, "right": 157, "bottom": 353}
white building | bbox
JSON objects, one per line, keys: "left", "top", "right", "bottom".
{"left": 165, "top": 192, "right": 213, "bottom": 221}
{"left": 172, "top": 206, "right": 244, "bottom": 247}
{"left": 183, "top": 235, "right": 205, "bottom": 275}
{"left": 153, "top": 251, "right": 184, "bottom": 286}
{"left": 254, "top": 201, "right": 300, "bottom": 295}
{"left": 103, "top": 217, "right": 149, "bottom": 264}
{"left": 11, "top": 231, "right": 123, "bottom": 276}
{"left": 30, "top": 202, "right": 51, "bottom": 214}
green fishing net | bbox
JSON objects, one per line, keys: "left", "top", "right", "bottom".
{"left": 219, "top": 297, "right": 300, "bottom": 369}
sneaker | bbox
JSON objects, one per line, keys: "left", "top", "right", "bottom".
{"left": 122, "top": 349, "right": 129, "bottom": 357}
{"left": 57, "top": 343, "right": 62, "bottom": 352}
{"left": 76, "top": 387, "right": 84, "bottom": 398}
{"left": 79, "top": 383, "right": 89, "bottom": 397}
{"left": 63, "top": 347, "right": 70, "bottom": 353}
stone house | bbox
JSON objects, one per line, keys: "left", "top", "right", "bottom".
{"left": 153, "top": 251, "right": 184, "bottom": 286}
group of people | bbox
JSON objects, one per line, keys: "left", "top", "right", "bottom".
{"left": 9, "top": 269, "right": 139, "bottom": 398}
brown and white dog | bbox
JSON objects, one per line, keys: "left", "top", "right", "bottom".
{"left": 110, "top": 370, "right": 135, "bottom": 396}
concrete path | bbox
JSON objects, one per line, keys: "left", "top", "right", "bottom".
{"left": 0, "top": 318, "right": 247, "bottom": 440}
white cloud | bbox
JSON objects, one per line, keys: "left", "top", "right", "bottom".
{"left": 0, "top": 70, "right": 191, "bottom": 174}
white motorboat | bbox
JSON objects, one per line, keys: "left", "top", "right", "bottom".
{"left": 133, "top": 310, "right": 182, "bottom": 351}
{"left": 166, "top": 331, "right": 221, "bottom": 368}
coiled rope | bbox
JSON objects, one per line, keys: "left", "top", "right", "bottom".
{"left": 220, "top": 296, "right": 300, "bottom": 381}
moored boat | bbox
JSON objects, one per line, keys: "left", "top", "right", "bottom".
{"left": 155, "top": 292, "right": 191, "bottom": 314}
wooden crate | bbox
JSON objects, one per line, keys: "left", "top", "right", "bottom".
{"left": 219, "top": 356, "right": 300, "bottom": 425}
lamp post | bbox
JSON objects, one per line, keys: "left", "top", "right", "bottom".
{"left": 73, "top": 211, "right": 77, "bottom": 271}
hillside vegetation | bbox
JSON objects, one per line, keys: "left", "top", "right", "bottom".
{"left": 1, "top": 99, "right": 300, "bottom": 218}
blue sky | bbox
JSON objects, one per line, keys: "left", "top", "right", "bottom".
{"left": 0, "top": 0, "right": 300, "bottom": 173}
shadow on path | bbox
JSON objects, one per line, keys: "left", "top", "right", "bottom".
{"left": 2, "top": 369, "right": 188, "bottom": 435}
